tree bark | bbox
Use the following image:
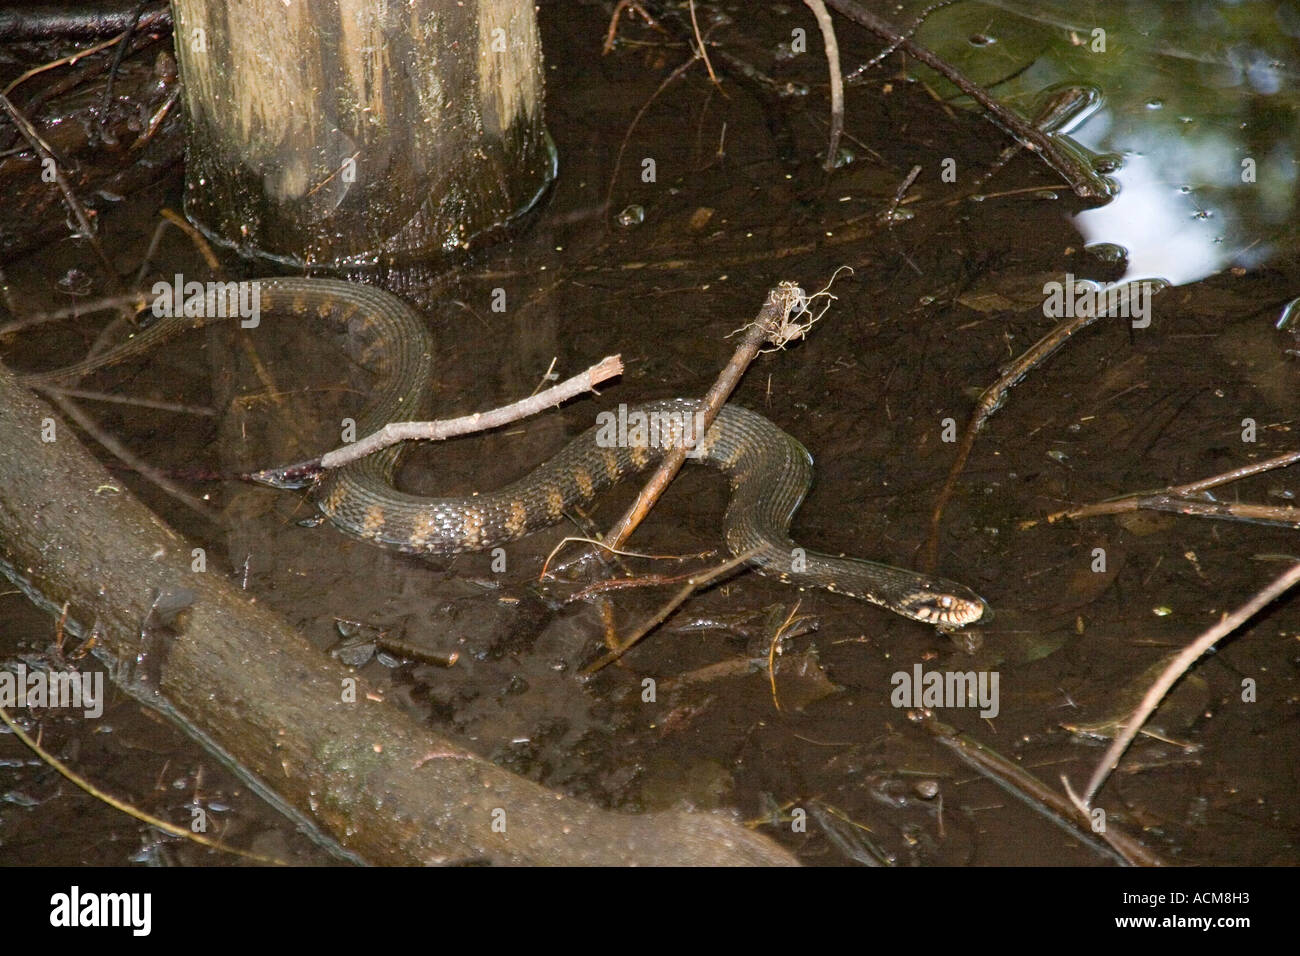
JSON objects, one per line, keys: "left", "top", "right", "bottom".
{"left": 0, "top": 363, "right": 796, "bottom": 866}
{"left": 170, "top": 0, "right": 556, "bottom": 268}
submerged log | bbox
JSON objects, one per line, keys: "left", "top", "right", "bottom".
{"left": 0, "top": 363, "right": 796, "bottom": 865}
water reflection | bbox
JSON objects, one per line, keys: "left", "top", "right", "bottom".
{"left": 908, "top": 0, "right": 1300, "bottom": 286}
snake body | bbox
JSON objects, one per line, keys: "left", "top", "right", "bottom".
{"left": 22, "top": 277, "right": 987, "bottom": 627}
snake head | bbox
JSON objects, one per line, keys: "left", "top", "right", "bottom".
{"left": 897, "top": 583, "right": 990, "bottom": 628}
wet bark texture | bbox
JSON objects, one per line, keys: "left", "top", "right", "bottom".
{"left": 171, "top": 0, "right": 555, "bottom": 268}
{"left": 0, "top": 363, "right": 795, "bottom": 865}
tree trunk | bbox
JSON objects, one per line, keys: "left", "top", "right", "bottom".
{"left": 170, "top": 0, "right": 556, "bottom": 268}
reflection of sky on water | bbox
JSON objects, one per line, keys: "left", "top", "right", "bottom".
{"left": 914, "top": 0, "right": 1300, "bottom": 290}
{"left": 1055, "top": 26, "right": 1297, "bottom": 288}
{"left": 1071, "top": 113, "right": 1231, "bottom": 286}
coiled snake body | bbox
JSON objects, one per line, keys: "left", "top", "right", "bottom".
{"left": 23, "top": 277, "right": 987, "bottom": 627}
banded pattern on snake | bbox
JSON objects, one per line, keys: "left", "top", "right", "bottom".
{"left": 21, "top": 277, "right": 988, "bottom": 627}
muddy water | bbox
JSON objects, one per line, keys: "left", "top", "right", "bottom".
{"left": 2, "top": 1, "right": 1298, "bottom": 865}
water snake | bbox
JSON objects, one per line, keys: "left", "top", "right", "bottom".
{"left": 21, "top": 276, "right": 988, "bottom": 627}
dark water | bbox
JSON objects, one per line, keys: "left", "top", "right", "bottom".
{"left": 1, "top": 0, "right": 1297, "bottom": 866}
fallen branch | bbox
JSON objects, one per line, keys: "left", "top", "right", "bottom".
{"left": 0, "top": 90, "right": 122, "bottom": 292}
{"left": 803, "top": 0, "right": 845, "bottom": 170}
{"left": 1063, "top": 496, "right": 1300, "bottom": 530}
{"left": 1068, "top": 561, "right": 1300, "bottom": 808}
{"left": 0, "top": 2, "right": 170, "bottom": 42}
{"left": 567, "top": 279, "right": 839, "bottom": 664}
{"left": 823, "top": 0, "right": 1113, "bottom": 199}
{"left": 0, "top": 360, "right": 795, "bottom": 865}
{"left": 42, "top": 386, "right": 216, "bottom": 520}
{"left": 601, "top": 282, "right": 809, "bottom": 555}
{"left": 252, "top": 354, "right": 623, "bottom": 485}
{"left": 919, "top": 715, "right": 1167, "bottom": 866}
{"left": 581, "top": 548, "right": 760, "bottom": 674}
{"left": 924, "top": 279, "right": 1161, "bottom": 570}
{"left": 1025, "top": 450, "right": 1300, "bottom": 529}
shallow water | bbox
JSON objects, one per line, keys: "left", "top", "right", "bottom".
{"left": 1, "top": 0, "right": 1297, "bottom": 866}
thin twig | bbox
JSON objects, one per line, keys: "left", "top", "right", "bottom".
{"left": 0, "top": 292, "right": 148, "bottom": 337}
{"left": 0, "top": 702, "right": 283, "bottom": 864}
{"left": 1027, "top": 450, "right": 1300, "bottom": 527}
{"left": 1068, "top": 561, "right": 1300, "bottom": 807}
{"left": 919, "top": 714, "right": 1167, "bottom": 866}
{"left": 2, "top": 31, "right": 128, "bottom": 96}
{"left": 823, "top": 0, "right": 1112, "bottom": 198}
{"left": 603, "top": 54, "right": 701, "bottom": 224}
{"left": 602, "top": 1, "right": 660, "bottom": 56}
{"left": 39, "top": 388, "right": 217, "bottom": 520}
{"left": 923, "top": 279, "right": 1157, "bottom": 570}
{"left": 803, "top": 0, "right": 844, "bottom": 170}
{"left": 767, "top": 601, "right": 802, "bottom": 712}
{"left": 845, "top": 0, "right": 959, "bottom": 81}
{"left": 602, "top": 284, "right": 806, "bottom": 553}
{"left": 1066, "top": 496, "right": 1300, "bottom": 530}
{"left": 884, "top": 164, "right": 922, "bottom": 224}
{"left": 258, "top": 355, "right": 622, "bottom": 481}
{"left": 40, "top": 385, "right": 216, "bottom": 417}
{"left": 158, "top": 206, "right": 220, "bottom": 270}
{"left": 687, "top": 0, "right": 721, "bottom": 90}
{"left": 581, "top": 548, "right": 760, "bottom": 674}
{"left": 129, "top": 84, "right": 179, "bottom": 152}
{"left": 539, "top": 536, "right": 700, "bottom": 583}
{"left": 98, "top": 0, "right": 152, "bottom": 136}
{"left": 0, "top": 91, "right": 122, "bottom": 291}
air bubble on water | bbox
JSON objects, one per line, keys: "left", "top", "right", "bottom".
{"left": 1091, "top": 153, "right": 1124, "bottom": 174}
{"left": 1085, "top": 241, "right": 1128, "bottom": 264}
{"left": 57, "top": 269, "right": 92, "bottom": 295}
